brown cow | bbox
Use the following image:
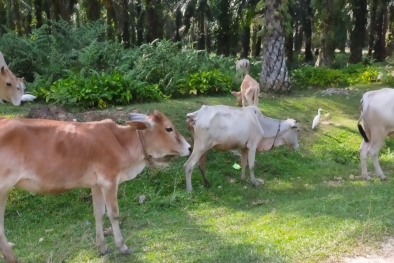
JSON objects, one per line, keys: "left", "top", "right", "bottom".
{"left": 0, "top": 111, "right": 192, "bottom": 263}
{"left": 231, "top": 74, "right": 259, "bottom": 107}
{"left": 0, "top": 66, "right": 22, "bottom": 106}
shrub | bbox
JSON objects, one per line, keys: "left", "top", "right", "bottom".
{"left": 176, "top": 69, "right": 232, "bottom": 97}
{"left": 45, "top": 72, "right": 163, "bottom": 108}
{"left": 291, "top": 66, "right": 349, "bottom": 88}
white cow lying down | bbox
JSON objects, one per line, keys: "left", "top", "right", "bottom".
{"left": 358, "top": 88, "right": 394, "bottom": 181}
{"left": 184, "top": 105, "right": 300, "bottom": 192}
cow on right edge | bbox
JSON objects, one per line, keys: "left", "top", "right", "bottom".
{"left": 357, "top": 88, "right": 394, "bottom": 181}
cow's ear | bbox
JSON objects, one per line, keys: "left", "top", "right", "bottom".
{"left": 291, "top": 120, "right": 299, "bottom": 128}
{"left": 152, "top": 110, "right": 164, "bottom": 122}
{"left": 126, "top": 120, "right": 154, "bottom": 130}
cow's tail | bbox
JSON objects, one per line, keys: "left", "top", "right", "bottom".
{"left": 357, "top": 96, "right": 370, "bottom": 143}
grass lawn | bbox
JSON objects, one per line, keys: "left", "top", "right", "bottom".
{"left": 1, "top": 84, "right": 394, "bottom": 263}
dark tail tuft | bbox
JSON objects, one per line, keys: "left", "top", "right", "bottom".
{"left": 358, "top": 123, "right": 369, "bottom": 143}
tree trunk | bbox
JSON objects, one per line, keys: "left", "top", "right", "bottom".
{"left": 241, "top": 25, "right": 250, "bottom": 58}
{"left": 197, "top": 12, "right": 205, "bottom": 50}
{"left": 215, "top": 0, "right": 231, "bottom": 56}
{"left": 122, "top": 0, "right": 130, "bottom": 48}
{"left": 85, "top": 0, "right": 101, "bottom": 22}
{"left": 368, "top": 0, "right": 378, "bottom": 57}
{"left": 106, "top": 0, "right": 116, "bottom": 41}
{"left": 34, "top": 0, "right": 43, "bottom": 28}
{"left": 6, "top": 0, "right": 14, "bottom": 30}
{"left": 145, "top": 0, "right": 163, "bottom": 42}
{"left": 373, "top": 2, "right": 388, "bottom": 62}
{"left": 260, "top": 0, "right": 291, "bottom": 93}
{"left": 24, "top": 0, "right": 33, "bottom": 34}
{"left": 253, "top": 25, "right": 262, "bottom": 57}
{"left": 348, "top": 0, "right": 367, "bottom": 64}
{"left": 12, "top": 0, "right": 22, "bottom": 35}
{"left": 174, "top": 5, "right": 182, "bottom": 43}
{"left": 294, "top": 21, "right": 302, "bottom": 53}
{"left": 0, "top": 2, "right": 6, "bottom": 36}
{"left": 304, "top": 0, "right": 313, "bottom": 62}
{"left": 136, "top": 0, "right": 144, "bottom": 46}
{"left": 51, "top": 0, "right": 77, "bottom": 21}
{"left": 315, "top": 0, "right": 335, "bottom": 67}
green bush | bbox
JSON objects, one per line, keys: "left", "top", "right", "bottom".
{"left": 176, "top": 69, "right": 232, "bottom": 97}
{"left": 291, "top": 63, "right": 389, "bottom": 89}
{"left": 291, "top": 66, "right": 349, "bottom": 88}
{"left": 45, "top": 72, "right": 163, "bottom": 108}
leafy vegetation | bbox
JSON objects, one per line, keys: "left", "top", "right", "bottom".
{"left": 290, "top": 63, "right": 394, "bottom": 89}
{"left": 1, "top": 85, "right": 394, "bottom": 263}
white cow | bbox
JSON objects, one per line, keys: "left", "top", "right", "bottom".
{"left": 184, "top": 105, "right": 300, "bottom": 192}
{"left": 235, "top": 58, "right": 250, "bottom": 81}
{"left": 358, "top": 88, "right": 394, "bottom": 181}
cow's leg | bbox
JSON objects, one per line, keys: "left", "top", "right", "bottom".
{"left": 0, "top": 99, "right": 3, "bottom": 104}
{"left": 102, "top": 184, "right": 131, "bottom": 255}
{"left": 248, "top": 148, "right": 259, "bottom": 186}
{"left": 0, "top": 191, "right": 17, "bottom": 263}
{"left": 91, "top": 186, "right": 109, "bottom": 255}
{"left": 240, "top": 148, "right": 248, "bottom": 182}
{"left": 242, "top": 94, "right": 246, "bottom": 107}
{"left": 198, "top": 152, "right": 211, "bottom": 188}
{"left": 184, "top": 147, "right": 206, "bottom": 192}
{"left": 246, "top": 93, "right": 254, "bottom": 107}
{"left": 359, "top": 140, "right": 371, "bottom": 180}
{"left": 368, "top": 134, "right": 386, "bottom": 180}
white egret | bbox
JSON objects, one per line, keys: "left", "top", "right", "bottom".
{"left": 312, "top": 108, "right": 323, "bottom": 130}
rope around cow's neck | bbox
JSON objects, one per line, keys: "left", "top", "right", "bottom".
{"left": 138, "top": 130, "right": 156, "bottom": 172}
{"left": 270, "top": 120, "right": 281, "bottom": 150}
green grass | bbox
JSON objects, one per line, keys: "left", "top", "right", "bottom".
{"left": 1, "top": 85, "right": 394, "bottom": 263}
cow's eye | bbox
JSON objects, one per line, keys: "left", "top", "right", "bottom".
{"left": 166, "top": 127, "right": 173, "bottom": 132}
{"left": 6, "top": 83, "right": 11, "bottom": 87}
{"left": 17, "top": 87, "right": 20, "bottom": 90}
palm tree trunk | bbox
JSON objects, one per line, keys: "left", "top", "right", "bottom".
{"left": 373, "top": 2, "right": 388, "bottom": 62}
{"left": 260, "top": 0, "right": 290, "bottom": 93}
{"left": 304, "top": 0, "right": 313, "bottom": 62}
{"left": 315, "top": 0, "right": 335, "bottom": 67}
{"left": 348, "top": 0, "right": 367, "bottom": 63}
{"left": 85, "top": 0, "right": 101, "bottom": 21}
{"left": 368, "top": 0, "right": 378, "bottom": 57}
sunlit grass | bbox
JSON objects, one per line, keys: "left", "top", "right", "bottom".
{"left": 1, "top": 85, "right": 394, "bottom": 263}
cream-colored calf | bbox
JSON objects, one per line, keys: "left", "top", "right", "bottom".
{"left": 231, "top": 74, "right": 259, "bottom": 107}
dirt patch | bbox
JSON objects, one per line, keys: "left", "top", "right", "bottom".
{"left": 26, "top": 105, "right": 135, "bottom": 123}
{"left": 342, "top": 238, "right": 394, "bottom": 263}
{"left": 321, "top": 87, "right": 351, "bottom": 96}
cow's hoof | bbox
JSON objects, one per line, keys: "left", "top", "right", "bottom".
{"left": 380, "top": 176, "right": 388, "bottom": 181}
{"left": 203, "top": 181, "right": 211, "bottom": 188}
{"left": 121, "top": 248, "right": 132, "bottom": 255}
{"left": 363, "top": 176, "right": 371, "bottom": 181}
{"left": 99, "top": 247, "right": 112, "bottom": 256}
